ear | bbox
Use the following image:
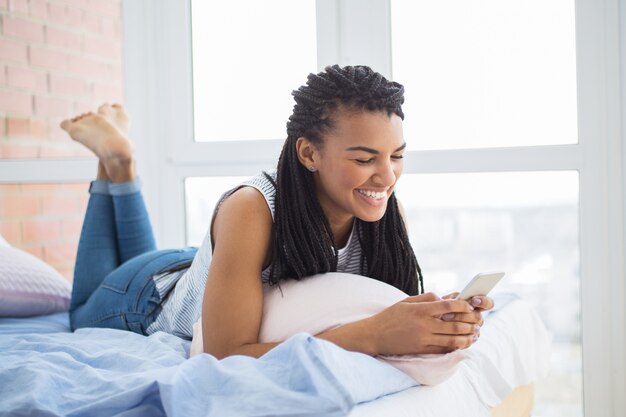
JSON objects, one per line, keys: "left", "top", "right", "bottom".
{"left": 295, "top": 137, "right": 320, "bottom": 171}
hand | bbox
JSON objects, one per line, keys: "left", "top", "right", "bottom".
{"left": 441, "top": 292, "right": 495, "bottom": 335}
{"left": 366, "top": 292, "right": 483, "bottom": 356}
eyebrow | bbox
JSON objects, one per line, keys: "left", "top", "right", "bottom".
{"left": 345, "top": 143, "right": 407, "bottom": 154}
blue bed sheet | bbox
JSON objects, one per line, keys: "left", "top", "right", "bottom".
{"left": 0, "top": 313, "right": 415, "bottom": 417}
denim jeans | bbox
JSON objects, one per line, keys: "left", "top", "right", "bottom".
{"left": 69, "top": 180, "right": 197, "bottom": 335}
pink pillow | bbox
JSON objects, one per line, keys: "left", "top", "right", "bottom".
{"left": 190, "top": 273, "right": 464, "bottom": 385}
{"left": 0, "top": 246, "right": 71, "bottom": 317}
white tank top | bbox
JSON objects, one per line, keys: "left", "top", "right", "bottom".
{"left": 147, "top": 171, "right": 363, "bottom": 338}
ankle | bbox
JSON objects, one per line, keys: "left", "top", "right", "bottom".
{"left": 96, "top": 161, "right": 110, "bottom": 180}
{"left": 106, "top": 156, "right": 136, "bottom": 183}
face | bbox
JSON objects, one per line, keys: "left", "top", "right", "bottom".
{"left": 297, "top": 109, "right": 405, "bottom": 228}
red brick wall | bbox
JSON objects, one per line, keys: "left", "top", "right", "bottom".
{"left": 0, "top": 182, "right": 88, "bottom": 279}
{"left": 0, "top": 0, "right": 124, "bottom": 280}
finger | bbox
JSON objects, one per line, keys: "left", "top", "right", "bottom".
{"left": 432, "top": 320, "right": 477, "bottom": 336}
{"left": 440, "top": 311, "right": 483, "bottom": 325}
{"left": 424, "top": 299, "right": 475, "bottom": 316}
{"left": 404, "top": 292, "right": 441, "bottom": 303}
{"left": 470, "top": 296, "right": 495, "bottom": 311}
{"left": 442, "top": 292, "right": 459, "bottom": 300}
{"left": 428, "top": 334, "right": 477, "bottom": 351}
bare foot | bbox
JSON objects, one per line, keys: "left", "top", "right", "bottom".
{"left": 60, "top": 108, "right": 135, "bottom": 182}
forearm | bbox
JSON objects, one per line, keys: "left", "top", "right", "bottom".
{"left": 315, "top": 317, "right": 378, "bottom": 356}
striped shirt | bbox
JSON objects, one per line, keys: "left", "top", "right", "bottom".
{"left": 147, "top": 171, "right": 363, "bottom": 338}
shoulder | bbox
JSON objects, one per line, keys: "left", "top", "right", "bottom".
{"left": 211, "top": 185, "right": 273, "bottom": 255}
{"left": 227, "top": 185, "right": 270, "bottom": 207}
{"left": 214, "top": 186, "right": 272, "bottom": 233}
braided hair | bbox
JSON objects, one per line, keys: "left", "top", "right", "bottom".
{"left": 267, "top": 64, "right": 424, "bottom": 295}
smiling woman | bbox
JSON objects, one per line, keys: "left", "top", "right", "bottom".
{"left": 61, "top": 65, "right": 491, "bottom": 365}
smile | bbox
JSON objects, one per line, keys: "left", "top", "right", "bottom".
{"left": 356, "top": 189, "right": 387, "bottom": 199}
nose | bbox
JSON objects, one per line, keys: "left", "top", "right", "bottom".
{"left": 373, "top": 159, "right": 397, "bottom": 187}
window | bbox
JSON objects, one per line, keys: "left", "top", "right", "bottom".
{"left": 185, "top": 176, "right": 248, "bottom": 245}
{"left": 191, "top": 0, "right": 317, "bottom": 141}
{"left": 121, "top": 1, "right": 625, "bottom": 415}
{"left": 389, "top": 2, "right": 582, "bottom": 411}
{"left": 391, "top": 0, "right": 578, "bottom": 151}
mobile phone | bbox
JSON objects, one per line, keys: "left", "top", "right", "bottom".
{"left": 455, "top": 272, "right": 505, "bottom": 300}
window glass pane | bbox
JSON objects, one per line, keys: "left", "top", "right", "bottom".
{"left": 395, "top": 171, "right": 581, "bottom": 416}
{"left": 191, "top": 0, "right": 317, "bottom": 142}
{"left": 391, "top": 0, "right": 578, "bottom": 151}
{"left": 184, "top": 176, "right": 248, "bottom": 246}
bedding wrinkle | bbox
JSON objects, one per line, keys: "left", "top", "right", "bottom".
{"left": 0, "top": 313, "right": 417, "bottom": 417}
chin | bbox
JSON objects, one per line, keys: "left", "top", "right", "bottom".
{"left": 355, "top": 208, "right": 387, "bottom": 223}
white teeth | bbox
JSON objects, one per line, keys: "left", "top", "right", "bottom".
{"left": 357, "top": 189, "right": 386, "bottom": 199}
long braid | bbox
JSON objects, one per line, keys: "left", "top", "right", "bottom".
{"left": 268, "top": 64, "right": 424, "bottom": 295}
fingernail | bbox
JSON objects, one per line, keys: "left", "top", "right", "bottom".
{"left": 471, "top": 297, "right": 482, "bottom": 306}
{"left": 442, "top": 313, "right": 454, "bottom": 320}
{"left": 472, "top": 335, "right": 478, "bottom": 342}
{"left": 474, "top": 324, "right": 481, "bottom": 332}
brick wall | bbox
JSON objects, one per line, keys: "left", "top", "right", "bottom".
{"left": 0, "top": 182, "right": 88, "bottom": 279}
{"left": 0, "top": 0, "right": 124, "bottom": 280}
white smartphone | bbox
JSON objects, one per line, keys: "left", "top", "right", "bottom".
{"left": 455, "top": 272, "right": 505, "bottom": 300}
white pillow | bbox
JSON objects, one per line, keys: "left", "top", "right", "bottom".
{"left": 190, "top": 272, "right": 464, "bottom": 385}
{"left": 0, "top": 245, "right": 71, "bottom": 317}
{"left": 0, "top": 234, "right": 9, "bottom": 248}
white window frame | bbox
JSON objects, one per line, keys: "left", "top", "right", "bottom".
{"left": 0, "top": 0, "right": 614, "bottom": 414}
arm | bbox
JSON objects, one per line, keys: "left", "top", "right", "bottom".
{"left": 201, "top": 186, "right": 272, "bottom": 359}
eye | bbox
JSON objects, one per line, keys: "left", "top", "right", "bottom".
{"left": 391, "top": 155, "right": 404, "bottom": 160}
{"left": 355, "top": 158, "right": 375, "bottom": 165}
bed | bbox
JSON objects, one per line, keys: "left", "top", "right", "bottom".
{"left": 0, "top": 238, "right": 550, "bottom": 417}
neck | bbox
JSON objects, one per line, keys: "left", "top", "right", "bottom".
{"left": 311, "top": 176, "right": 354, "bottom": 249}
{"left": 327, "top": 214, "right": 354, "bottom": 249}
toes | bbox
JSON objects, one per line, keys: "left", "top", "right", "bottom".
{"left": 97, "top": 103, "right": 112, "bottom": 114}
{"left": 60, "top": 119, "right": 72, "bottom": 130}
{"left": 71, "top": 112, "right": 92, "bottom": 122}
{"left": 111, "top": 103, "right": 127, "bottom": 117}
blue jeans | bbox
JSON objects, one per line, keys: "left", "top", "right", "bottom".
{"left": 69, "top": 179, "right": 197, "bottom": 335}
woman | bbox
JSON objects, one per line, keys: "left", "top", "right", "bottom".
{"left": 62, "top": 65, "right": 493, "bottom": 360}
